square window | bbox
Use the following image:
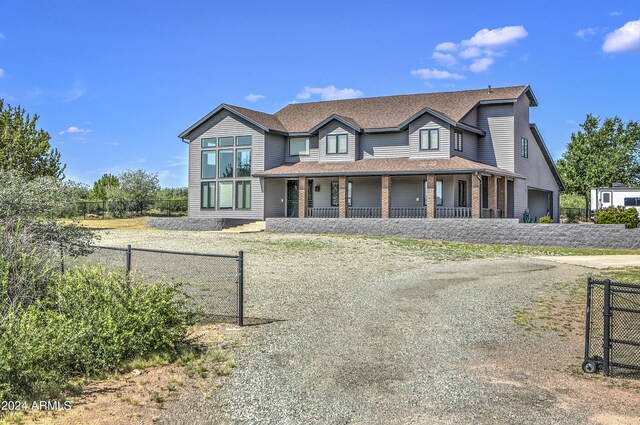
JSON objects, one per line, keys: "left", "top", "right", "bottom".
{"left": 327, "top": 134, "right": 348, "bottom": 154}
{"left": 289, "top": 138, "right": 309, "bottom": 156}
{"left": 420, "top": 128, "right": 439, "bottom": 150}
{"left": 201, "top": 137, "right": 216, "bottom": 148}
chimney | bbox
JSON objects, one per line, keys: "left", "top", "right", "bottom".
{"left": 488, "top": 85, "right": 492, "bottom": 93}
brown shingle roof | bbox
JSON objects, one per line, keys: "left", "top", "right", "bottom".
{"left": 223, "top": 104, "right": 287, "bottom": 133}
{"left": 254, "top": 156, "right": 524, "bottom": 178}
{"left": 273, "top": 85, "right": 530, "bottom": 133}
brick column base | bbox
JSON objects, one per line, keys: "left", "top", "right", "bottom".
{"left": 339, "top": 176, "right": 348, "bottom": 218}
{"left": 472, "top": 175, "right": 481, "bottom": 219}
{"left": 381, "top": 175, "right": 391, "bottom": 219}
{"left": 426, "top": 174, "right": 436, "bottom": 218}
{"left": 298, "top": 176, "right": 307, "bottom": 218}
{"left": 488, "top": 174, "right": 498, "bottom": 218}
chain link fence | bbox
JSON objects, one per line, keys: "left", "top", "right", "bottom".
{"left": 63, "top": 245, "right": 244, "bottom": 325}
{"left": 583, "top": 278, "right": 640, "bottom": 377}
{"left": 64, "top": 199, "right": 188, "bottom": 219}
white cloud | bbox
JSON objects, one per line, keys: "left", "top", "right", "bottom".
{"left": 58, "top": 126, "right": 92, "bottom": 135}
{"left": 576, "top": 27, "right": 598, "bottom": 39}
{"left": 411, "top": 68, "right": 465, "bottom": 80}
{"left": 603, "top": 19, "right": 640, "bottom": 53}
{"left": 462, "top": 25, "right": 528, "bottom": 47}
{"left": 64, "top": 82, "right": 86, "bottom": 102}
{"left": 435, "top": 42, "right": 457, "bottom": 52}
{"left": 469, "top": 57, "right": 494, "bottom": 72}
{"left": 610, "top": 11, "right": 622, "bottom": 17}
{"left": 296, "top": 85, "right": 363, "bottom": 101}
{"left": 458, "top": 47, "right": 483, "bottom": 59}
{"left": 432, "top": 52, "right": 456, "bottom": 67}
{"left": 244, "top": 93, "right": 265, "bottom": 102}
{"left": 0, "top": 68, "right": 4, "bottom": 78}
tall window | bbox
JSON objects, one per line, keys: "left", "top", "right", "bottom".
{"left": 218, "top": 149, "right": 234, "bottom": 178}
{"left": 235, "top": 181, "right": 251, "bottom": 209}
{"left": 330, "top": 181, "right": 352, "bottom": 206}
{"left": 308, "top": 179, "right": 314, "bottom": 208}
{"left": 458, "top": 180, "right": 467, "bottom": 207}
{"left": 521, "top": 137, "right": 529, "bottom": 158}
{"left": 327, "top": 134, "right": 348, "bottom": 154}
{"left": 218, "top": 181, "right": 233, "bottom": 209}
{"left": 289, "top": 138, "right": 309, "bottom": 156}
{"left": 201, "top": 151, "right": 216, "bottom": 179}
{"left": 201, "top": 182, "right": 215, "bottom": 209}
{"left": 236, "top": 149, "right": 251, "bottom": 177}
{"left": 420, "top": 128, "right": 439, "bottom": 150}
{"left": 454, "top": 131, "right": 463, "bottom": 152}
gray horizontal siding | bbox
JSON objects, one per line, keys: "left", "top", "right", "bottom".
{"left": 187, "top": 110, "right": 264, "bottom": 220}
{"left": 285, "top": 136, "right": 319, "bottom": 163}
{"left": 477, "top": 104, "right": 514, "bottom": 171}
{"left": 264, "top": 133, "right": 286, "bottom": 170}
{"left": 319, "top": 121, "right": 357, "bottom": 162}
{"left": 408, "top": 114, "right": 450, "bottom": 159}
{"left": 359, "top": 132, "right": 409, "bottom": 159}
{"left": 449, "top": 129, "right": 478, "bottom": 162}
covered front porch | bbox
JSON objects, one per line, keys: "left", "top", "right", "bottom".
{"left": 266, "top": 173, "right": 512, "bottom": 219}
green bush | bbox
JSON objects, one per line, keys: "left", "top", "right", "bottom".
{"left": 538, "top": 215, "right": 553, "bottom": 223}
{"left": 594, "top": 206, "right": 639, "bottom": 228}
{"left": 565, "top": 210, "right": 580, "bottom": 224}
{"left": 0, "top": 265, "right": 190, "bottom": 402}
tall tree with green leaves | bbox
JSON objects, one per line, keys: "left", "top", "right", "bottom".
{"left": 0, "top": 100, "right": 65, "bottom": 179}
{"left": 91, "top": 173, "right": 120, "bottom": 202}
{"left": 556, "top": 114, "right": 640, "bottom": 209}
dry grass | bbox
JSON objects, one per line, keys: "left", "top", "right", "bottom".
{"left": 78, "top": 217, "right": 150, "bottom": 231}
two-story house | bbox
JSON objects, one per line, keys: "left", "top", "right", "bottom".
{"left": 178, "top": 85, "right": 563, "bottom": 223}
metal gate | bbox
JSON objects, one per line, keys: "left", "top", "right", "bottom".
{"left": 583, "top": 278, "right": 640, "bottom": 376}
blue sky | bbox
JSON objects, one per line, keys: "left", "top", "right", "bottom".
{"left": 1, "top": 1, "right": 639, "bottom": 187}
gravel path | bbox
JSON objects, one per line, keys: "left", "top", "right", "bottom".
{"left": 96, "top": 230, "right": 637, "bottom": 424}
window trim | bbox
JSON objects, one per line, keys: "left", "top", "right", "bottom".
{"left": 458, "top": 180, "right": 467, "bottom": 207}
{"left": 235, "top": 181, "right": 251, "bottom": 210}
{"left": 521, "top": 137, "right": 529, "bottom": 158}
{"left": 289, "top": 137, "right": 310, "bottom": 157}
{"left": 419, "top": 128, "right": 440, "bottom": 151}
{"left": 218, "top": 136, "right": 234, "bottom": 147}
{"left": 201, "top": 150, "right": 216, "bottom": 179}
{"left": 200, "top": 182, "right": 216, "bottom": 209}
{"left": 454, "top": 130, "right": 463, "bottom": 152}
{"left": 326, "top": 133, "right": 348, "bottom": 155}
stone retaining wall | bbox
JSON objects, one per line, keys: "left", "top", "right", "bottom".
{"left": 265, "top": 218, "right": 640, "bottom": 249}
{"left": 147, "top": 217, "right": 251, "bottom": 231}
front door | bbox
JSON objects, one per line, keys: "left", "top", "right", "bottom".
{"left": 286, "top": 180, "right": 299, "bottom": 217}
{"left": 601, "top": 190, "right": 613, "bottom": 209}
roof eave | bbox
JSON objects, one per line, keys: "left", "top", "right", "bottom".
{"left": 255, "top": 168, "right": 523, "bottom": 179}
{"left": 177, "top": 104, "right": 271, "bottom": 140}
{"left": 307, "top": 114, "right": 362, "bottom": 133}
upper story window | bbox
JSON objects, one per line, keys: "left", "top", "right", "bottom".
{"left": 201, "top": 137, "right": 216, "bottom": 148}
{"left": 327, "top": 134, "right": 348, "bottom": 154}
{"left": 289, "top": 138, "right": 309, "bottom": 157}
{"left": 521, "top": 137, "right": 529, "bottom": 158}
{"left": 420, "top": 128, "right": 439, "bottom": 150}
{"left": 201, "top": 151, "right": 216, "bottom": 179}
{"left": 454, "top": 131, "right": 463, "bottom": 152}
{"left": 219, "top": 136, "right": 234, "bottom": 147}
{"left": 236, "top": 135, "right": 252, "bottom": 146}
{"left": 218, "top": 149, "right": 234, "bottom": 178}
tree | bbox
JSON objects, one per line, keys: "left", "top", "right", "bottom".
{"left": 91, "top": 173, "right": 120, "bottom": 202}
{"left": 117, "top": 169, "right": 160, "bottom": 214}
{"left": 0, "top": 100, "right": 65, "bottom": 179}
{"left": 556, "top": 115, "right": 640, "bottom": 210}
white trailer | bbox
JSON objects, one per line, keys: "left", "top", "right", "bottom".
{"left": 590, "top": 185, "right": 640, "bottom": 213}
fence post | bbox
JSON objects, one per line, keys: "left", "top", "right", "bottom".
{"left": 584, "top": 278, "right": 592, "bottom": 362}
{"left": 125, "top": 244, "right": 132, "bottom": 277}
{"left": 60, "top": 242, "right": 65, "bottom": 274}
{"left": 237, "top": 250, "right": 244, "bottom": 327}
{"left": 603, "top": 279, "right": 612, "bottom": 376}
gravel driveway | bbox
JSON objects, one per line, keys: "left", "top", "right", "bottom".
{"left": 96, "top": 230, "right": 638, "bottom": 424}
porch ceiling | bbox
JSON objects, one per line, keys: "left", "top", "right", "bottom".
{"left": 255, "top": 156, "right": 524, "bottom": 179}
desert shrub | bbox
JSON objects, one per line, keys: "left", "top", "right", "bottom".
{"left": 594, "top": 206, "right": 639, "bottom": 228}
{"left": 538, "top": 215, "right": 553, "bottom": 223}
{"left": 0, "top": 265, "right": 190, "bottom": 401}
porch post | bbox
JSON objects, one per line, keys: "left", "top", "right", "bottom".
{"left": 381, "top": 175, "right": 391, "bottom": 219}
{"left": 338, "top": 175, "right": 348, "bottom": 218}
{"left": 298, "top": 176, "right": 307, "bottom": 218}
{"left": 488, "top": 174, "right": 498, "bottom": 218}
{"left": 425, "top": 174, "right": 436, "bottom": 218}
{"left": 497, "top": 177, "right": 507, "bottom": 218}
{"left": 471, "top": 174, "right": 481, "bottom": 219}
